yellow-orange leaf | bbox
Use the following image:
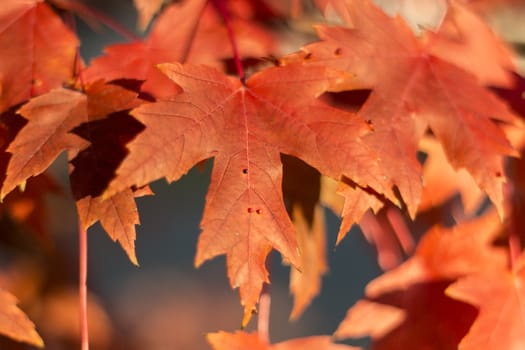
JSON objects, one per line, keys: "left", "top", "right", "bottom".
{"left": 2, "top": 88, "right": 88, "bottom": 199}
{"left": 0, "top": 289, "right": 43, "bottom": 347}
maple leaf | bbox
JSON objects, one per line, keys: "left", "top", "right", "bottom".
{"left": 0, "top": 289, "right": 43, "bottom": 347}
{"left": 0, "top": 107, "right": 61, "bottom": 238}
{"left": 83, "top": 0, "right": 206, "bottom": 99}
{"left": 334, "top": 210, "right": 507, "bottom": 349}
{"left": 70, "top": 107, "right": 148, "bottom": 265}
{"left": 1, "top": 88, "right": 89, "bottom": 200}
{"left": 282, "top": 0, "right": 518, "bottom": 217}
{"left": 426, "top": 0, "right": 515, "bottom": 87}
{"left": 105, "top": 62, "right": 386, "bottom": 324}
{"left": 84, "top": 0, "right": 274, "bottom": 100}
{"left": 2, "top": 81, "right": 146, "bottom": 264}
{"left": 207, "top": 331, "right": 359, "bottom": 350}
{"left": 335, "top": 281, "right": 478, "bottom": 350}
{"left": 68, "top": 83, "right": 145, "bottom": 265}
{"left": 0, "top": 0, "right": 78, "bottom": 113}
{"left": 446, "top": 252, "right": 525, "bottom": 350}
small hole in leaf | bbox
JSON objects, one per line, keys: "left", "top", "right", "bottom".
{"left": 304, "top": 52, "right": 312, "bottom": 60}
{"left": 256, "top": 209, "right": 262, "bottom": 215}
{"left": 242, "top": 168, "right": 248, "bottom": 174}
{"left": 334, "top": 48, "right": 342, "bottom": 55}
{"left": 247, "top": 208, "right": 253, "bottom": 213}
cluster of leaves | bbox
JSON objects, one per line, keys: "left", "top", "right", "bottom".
{"left": 0, "top": 0, "right": 524, "bottom": 348}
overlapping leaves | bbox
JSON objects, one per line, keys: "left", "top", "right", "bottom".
{"left": 0, "top": 0, "right": 523, "bottom": 347}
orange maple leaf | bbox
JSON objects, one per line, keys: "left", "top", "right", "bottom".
{"left": 2, "top": 82, "right": 146, "bottom": 264}
{"left": 0, "top": 289, "right": 43, "bottom": 347}
{"left": 0, "top": 0, "right": 78, "bottom": 113}
{"left": 84, "top": 0, "right": 274, "bottom": 100}
{"left": 446, "top": 252, "right": 525, "bottom": 350}
{"left": 207, "top": 331, "right": 358, "bottom": 350}
{"left": 335, "top": 281, "right": 478, "bottom": 350}
{"left": 335, "top": 210, "right": 508, "bottom": 349}
{"left": 283, "top": 0, "right": 518, "bottom": 218}
{"left": 69, "top": 99, "right": 146, "bottom": 265}
{"left": 426, "top": 0, "right": 515, "bottom": 87}
{"left": 2, "top": 88, "right": 89, "bottom": 199}
{"left": 105, "top": 62, "right": 386, "bottom": 324}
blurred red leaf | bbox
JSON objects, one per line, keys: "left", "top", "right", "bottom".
{"left": 207, "top": 331, "right": 359, "bottom": 350}
{"left": 335, "top": 210, "right": 507, "bottom": 349}
{"left": 335, "top": 281, "right": 477, "bottom": 350}
{"left": 0, "top": 0, "right": 78, "bottom": 113}
{"left": 446, "top": 252, "right": 525, "bottom": 350}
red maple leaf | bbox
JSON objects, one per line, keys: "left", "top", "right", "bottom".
{"left": 446, "top": 252, "right": 525, "bottom": 350}
{"left": 105, "top": 62, "right": 387, "bottom": 324}
{"left": 334, "top": 209, "right": 508, "bottom": 349}
{"left": 335, "top": 281, "right": 478, "bottom": 350}
{"left": 282, "top": 0, "right": 518, "bottom": 217}
{"left": 0, "top": 0, "right": 78, "bottom": 113}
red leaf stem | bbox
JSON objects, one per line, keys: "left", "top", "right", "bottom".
{"left": 211, "top": 0, "right": 245, "bottom": 84}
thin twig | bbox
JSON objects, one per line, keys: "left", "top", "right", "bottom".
{"left": 257, "top": 253, "right": 273, "bottom": 344}
{"left": 257, "top": 283, "right": 271, "bottom": 343}
{"left": 211, "top": 0, "right": 246, "bottom": 84}
{"left": 79, "top": 224, "right": 89, "bottom": 350}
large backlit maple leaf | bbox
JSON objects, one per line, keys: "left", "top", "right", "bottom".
{"left": 282, "top": 0, "right": 518, "bottom": 217}
{"left": 105, "top": 62, "right": 387, "bottom": 324}
{"left": 0, "top": 0, "right": 78, "bottom": 113}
